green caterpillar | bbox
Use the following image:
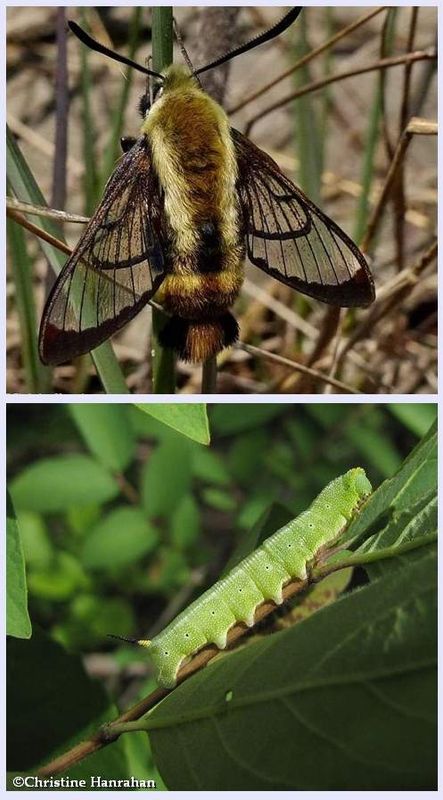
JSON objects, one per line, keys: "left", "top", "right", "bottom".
{"left": 129, "top": 468, "right": 372, "bottom": 687}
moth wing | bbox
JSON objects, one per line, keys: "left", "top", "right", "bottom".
{"left": 39, "top": 137, "right": 167, "bottom": 365}
{"left": 232, "top": 128, "right": 375, "bottom": 307}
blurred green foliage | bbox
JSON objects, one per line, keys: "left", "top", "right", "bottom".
{"left": 7, "top": 402, "right": 435, "bottom": 656}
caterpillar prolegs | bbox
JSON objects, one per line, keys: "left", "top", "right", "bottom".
{"left": 132, "top": 468, "right": 372, "bottom": 687}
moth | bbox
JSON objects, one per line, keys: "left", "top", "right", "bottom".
{"left": 39, "top": 9, "right": 375, "bottom": 365}
{"left": 116, "top": 468, "right": 372, "bottom": 688}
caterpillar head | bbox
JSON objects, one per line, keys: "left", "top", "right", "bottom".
{"left": 343, "top": 467, "right": 372, "bottom": 503}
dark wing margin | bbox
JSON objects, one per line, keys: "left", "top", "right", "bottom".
{"left": 232, "top": 128, "right": 375, "bottom": 307}
{"left": 39, "top": 136, "right": 167, "bottom": 365}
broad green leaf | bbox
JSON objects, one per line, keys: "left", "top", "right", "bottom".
{"left": 141, "top": 440, "right": 193, "bottom": 518}
{"left": 69, "top": 405, "right": 136, "bottom": 472}
{"left": 343, "top": 420, "right": 437, "bottom": 546}
{"left": 7, "top": 493, "right": 31, "bottom": 638}
{"left": 357, "top": 491, "right": 437, "bottom": 578}
{"left": 7, "top": 629, "right": 129, "bottom": 779}
{"left": 135, "top": 404, "right": 210, "bottom": 445}
{"left": 10, "top": 455, "right": 119, "bottom": 512}
{"left": 82, "top": 507, "right": 158, "bottom": 569}
{"left": 148, "top": 551, "right": 436, "bottom": 790}
{"left": 123, "top": 729, "right": 167, "bottom": 790}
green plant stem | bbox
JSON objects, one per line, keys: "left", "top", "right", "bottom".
{"left": 7, "top": 214, "right": 48, "bottom": 392}
{"left": 353, "top": 9, "right": 396, "bottom": 245}
{"left": 201, "top": 357, "right": 217, "bottom": 393}
{"left": 313, "top": 532, "right": 437, "bottom": 580}
{"left": 150, "top": 7, "right": 176, "bottom": 394}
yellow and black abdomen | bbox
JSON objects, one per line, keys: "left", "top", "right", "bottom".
{"left": 142, "top": 65, "right": 245, "bottom": 361}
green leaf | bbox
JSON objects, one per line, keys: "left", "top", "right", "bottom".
{"left": 228, "top": 430, "right": 269, "bottom": 486}
{"left": 288, "top": 566, "right": 353, "bottom": 623}
{"left": 141, "top": 440, "right": 193, "bottom": 518}
{"left": 10, "top": 455, "right": 119, "bottom": 512}
{"left": 346, "top": 421, "right": 402, "bottom": 477}
{"left": 148, "top": 551, "right": 436, "bottom": 790}
{"left": 69, "top": 404, "right": 136, "bottom": 472}
{"left": 201, "top": 487, "right": 237, "bottom": 512}
{"left": 171, "top": 496, "right": 201, "bottom": 550}
{"left": 343, "top": 420, "right": 437, "bottom": 546}
{"left": 135, "top": 404, "right": 210, "bottom": 444}
{"left": 7, "top": 629, "right": 129, "bottom": 778}
{"left": 388, "top": 404, "right": 437, "bottom": 437}
{"left": 7, "top": 493, "right": 31, "bottom": 638}
{"left": 28, "top": 552, "right": 89, "bottom": 601}
{"left": 82, "top": 507, "right": 159, "bottom": 569}
{"left": 55, "top": 594, "right": 136, "bottom": 649}
{"left": 357, "top": 490, "right": 437, "bottom": 578}
{"left": 191, "top": 448, "right": 231, "bottom": 486}
{"left": 18, "top": 511, "right": 53, "bottom": 569}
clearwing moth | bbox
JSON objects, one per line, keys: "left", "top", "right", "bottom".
{"left": 39, "top": 9, "right": 375, "bottom": 366}
{"left": 114, "top": 468, "right": 372, "bottom": 688}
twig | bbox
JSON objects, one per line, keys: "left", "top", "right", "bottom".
{"left": 335, "top": 239, "right": 437, "bottom": 370}
{"left": 114, "top": 473, "right": 140, "bottom": 505}
{"left": 228, "top": 6, "right": 387, "bottom": 115}
{"left": 245, "top": 49, "right": 436, "bottom": 136}
{"left": 361, "top": 117, "right": 437, "bottom": 253}
{"left": 6, "top": 197, "right": 88, "bottom": 223}
{"left": 237, "top": 341, "right": 360, "bottom": 394}
{"left": 6, "top": 208, "right": 71, "bottom": 255}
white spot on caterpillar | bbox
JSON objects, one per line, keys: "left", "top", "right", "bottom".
{"left": 225, "top": 690, "right": 233, "bottom": 703}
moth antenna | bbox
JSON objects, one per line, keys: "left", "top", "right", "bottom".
{"left": 68, "top": 20, "right": 164, "bottom": 81}
{"left": 173, "top": 16, "right": 199, "bottom": 84}
{"left": 108, "top": 634, "right": 152, "bottom": 649}
{"left": 194, "top": 7, "right": 303, "bottom": 77}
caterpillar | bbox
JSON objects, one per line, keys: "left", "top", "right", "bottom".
{"left": 124, "top": 468, "right": 372, "bottom": 687}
